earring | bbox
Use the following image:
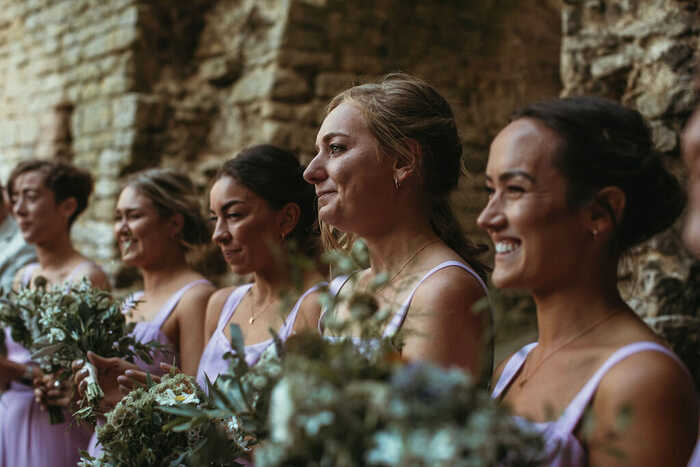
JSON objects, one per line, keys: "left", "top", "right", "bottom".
{"left": 394, "top": 177, "right": 400, "bottom": 190}
{"left": 591, "top": 229, "right": 598, "bottom": 238}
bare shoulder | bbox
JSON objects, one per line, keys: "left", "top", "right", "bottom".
{"left": 410, "top": 264, "right": 486, "bottom": 316}
{"left": 292, "top": 288, "right": 323, "bottom": 333}
{"left": 175, "top": 280, "right": 216, "bottom": 317}
{"left": 204, "top": 286, "right": 237, "bottom": 338}
{"left": 596, "top": 348, "right": 696, "bottom": 408}
{"left": 79, "top": 262, "right": 110, "bottom": 290}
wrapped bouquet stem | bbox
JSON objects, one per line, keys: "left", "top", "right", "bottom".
{"left": 0, "top": 277, "right": 156, "bottom": 424}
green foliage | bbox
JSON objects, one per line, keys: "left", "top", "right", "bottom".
{"left": 0, "top": 277, "right": 157, "bottom": 424}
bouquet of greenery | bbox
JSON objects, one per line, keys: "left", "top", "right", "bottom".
{"left": 0, "top": 277, "right": 155, "bottom": 424}
{"left": 78, "top": 373, "right": 211, "bottom": 467}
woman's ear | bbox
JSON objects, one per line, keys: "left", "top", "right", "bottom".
{"left": 278, "top": 202, "right": 301, "bottom": 240}
{"left": 168, "top": 212, "right": 185, "bottom": 240}
{"left": 586, "top": 186, "right": 626, "bottom": 237}
{"left": 57, "top": 197, "right": 78, "bottom": 224}
{"left": 392, "top": 138, "right": 422, "bottom": 187}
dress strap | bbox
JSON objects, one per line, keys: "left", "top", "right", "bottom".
{"left": 21, "top": 262, "right": 40, "bottom": 287}
{"left": 122, "top": 290, "right": 145, "bottom": 314}
{"left": 216, "top": 284, "right": 253, "bottom": 333}
{"left": 151, "top": 279, "right": 213, "bottom": 328}
{"left": 278, "top": 281, "right": 327, "bottom": 340}
{"left": 383, "top": 260, "right": 488, "bottom": 338}
{"left": 318, "top": 275, "right": 351, "bottom": 333}
{"left": 490, "top": 343, "right": 538, "bottom": 399}
{"left": 557, "top": 341, "right": 687, "bottom": 434}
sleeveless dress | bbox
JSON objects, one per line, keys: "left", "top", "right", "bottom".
{"left": 319, "top": 260, "right": 489, "bottom": 349}
{"left": 87, "top": 278, "right": 211, "bottom": 458}
{"left": 491, "top": 341, "right": 696, "bottom": 466}
{"left": 0, "top": 262, "right": 96, "bottom": 466}
{"left": 196, "top": 282, "right": 326, "bottom": 390}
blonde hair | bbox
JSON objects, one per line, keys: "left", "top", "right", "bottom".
{"left": 322, "top": 73, "right": 486, "bottom": 278}
{"left": 125, "top": 168, "right": 209, "bottom": 250}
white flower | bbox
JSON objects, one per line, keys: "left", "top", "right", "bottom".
{"left": 269, "top": 379, "right": 294, "bottom": 444}
{"left": 154, "top": 388, "right": 200, "bottom": 406}
{"left": 367, "top": 430, "right": 404, "bottom": 465}
{"left": 47, "top": 328, "right": 66, "bottom": 344}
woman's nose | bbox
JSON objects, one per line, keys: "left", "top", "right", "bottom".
{"left": 477, "top": 198, "right": 506, "bottom": 233}
{"left": 303, "top": 154, "right": 327, "bottom": 185}
{"left": 211, "top": 218, "right": 230, "bottom": 244}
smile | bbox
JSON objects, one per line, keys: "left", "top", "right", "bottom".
{"left": 495, "top": 240, "right": 520, "bottom": 254}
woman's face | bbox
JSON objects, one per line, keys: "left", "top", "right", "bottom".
{"left": 304, "top": 101, "right": 395, "bottom": 236}
{"left": 477, "top": 118, "right": 589, "bottom": 291}
{"left": 209, "top": 176, "right": 283, "bottom": 276}
{"left": 114, "top": 185, "right": 179, "bottom": 267}
{"left": 10, "top": 170, "right": 71, "bottom": 244}
{"left": 682, "top": 106, "right": 700, "bottom": 257}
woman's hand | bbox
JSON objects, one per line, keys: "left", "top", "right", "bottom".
{"left": 33, "top": 372, "right": 73, "bottom": 409}
{"left": 72, "top": 352, "right": 138, "bottom": 413}
{"left": 117, "top": 362, "right": 179, "bottom": 394}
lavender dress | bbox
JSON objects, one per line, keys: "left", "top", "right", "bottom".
{"left": 0, "top": 262, "right": 95, "bottom": 466}
{"left": 196, "top": 282, "right": 326, "bottom": 390}
{"left": 491, "top": 341, "right": 695, "bottom": 466}
{"left": 87, "top": 278, "right": 211, "bottom": 458}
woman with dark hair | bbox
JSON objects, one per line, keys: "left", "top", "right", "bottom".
{"left": 73, "top": 168, "right": 215, "bottom": 457}
{"left": 481, "top": 96, "right": 698, "bottom": 466}
{"left": 0, "top": 159, "right": 108, "bottom": 466}
{"left": 303, "top": 73, "right": 488, "bottom": 373}
{"left": 195, "top": 145, "right": 326, "bottom": 387}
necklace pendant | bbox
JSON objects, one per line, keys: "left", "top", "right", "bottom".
{"left": 249, "top": 316, "right": 255, "bottom": 325}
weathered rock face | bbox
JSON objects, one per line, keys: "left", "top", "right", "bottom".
{"left": 0, "top": 0, "right": 562, "bottom": 286}
{"left": 561, "top": 0, "right": 700, "bottom": 384}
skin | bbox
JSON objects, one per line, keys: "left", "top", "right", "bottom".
{"left": 682, "top": 103, "right": 700, "bottom": 256}
{"left": 4, "top": 169, "right": 109, "bottom": 409}
{"left": 113, "top": 174, "right": 325, "bottom": 393}
{"left": 304, "top": 102, "right": 486, "bottom": 373}
{"left": 479, "top": 118, "right": 698, "bottom": 466}
{"left": 73, "top": 185, "right": 214, "bottom": 410}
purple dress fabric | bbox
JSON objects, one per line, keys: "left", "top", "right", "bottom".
{"left": 0, "top": 262, "right": 96, "bottom": 466}
{"left": 86, "top": 278, "right": 211, "bottom": 458}
{"left": 196, "top": 282, "right": 326, "bottom": 390}
{"left": 491, "top": 341, "right": 695, "bottom": 466}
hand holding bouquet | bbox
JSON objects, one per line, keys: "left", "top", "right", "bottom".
{"left": 0, "top": 277, "right": 154, "bottom": 424}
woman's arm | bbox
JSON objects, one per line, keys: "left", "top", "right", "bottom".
{"left": 587, "top": 351, "right": 698, "bottom": 466}
{"left": 291, "top": 290, "right": 322, "bottom": 334}
{"left": 175, "top": 283, "right": 216, "bottom": 376}
{"left": 400, "top": 267, "right": 487, "bottom": 375}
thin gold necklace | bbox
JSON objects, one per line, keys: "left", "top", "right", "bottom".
{"left": 517, "top": 310, "right": 622, "bottom": 388}
{"left": 375, "top": 239, "right": 440, "bottom": 293}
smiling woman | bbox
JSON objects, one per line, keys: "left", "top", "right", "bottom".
{"left": 197, "top": 145, "right": 326, "bottom": 393}
{"left": 481, "top": 97, "right": 698, "bottom": 466}
{"left": 304, "top": 73, "right": 489, "bottom": 374}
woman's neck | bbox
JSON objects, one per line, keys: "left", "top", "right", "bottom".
{"left": 35, "top": 233, "right": 78, "bottom": 270}
{"left": 532, "top": 263, "right": 628, "bottom": 349}
{"left": 364, "top": 220, "right": 439, "bottom": 274}
{"left": 140, "top": 250, "right": 192, "bottom": 294}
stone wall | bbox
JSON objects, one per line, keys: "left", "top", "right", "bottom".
{"left": 561, "top": 0, "right": 700, "bottom": 384}
{"left": 0, "top": 0, "right": 563, "bottom": 288}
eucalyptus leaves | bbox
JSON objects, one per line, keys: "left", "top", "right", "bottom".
{"left": 0, "top": 277, "right": 154, "bottom": 424}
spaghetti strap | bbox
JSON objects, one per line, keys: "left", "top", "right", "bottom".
{"left": 490, "top": 343, "right": 537, "bottom": 399}
{"left": 384, "top": 260, "right": 488, "bottom": 338}
{"left": 318, "top": 275, "right": 350, "bottom": 333}
{"left": 20, "top": 263, "right": 40, "bottom": 288}
{"left": 278, "top": 282, "right": 327, "bottom": 340}
{"left": 557, "top": 341, "right": 688, "bottom": 434}
{"left": 150, "top": 279, "right": 213, "bottom": 329}
{"left": 216, "top": 284, "right": 253, "bottom": 333}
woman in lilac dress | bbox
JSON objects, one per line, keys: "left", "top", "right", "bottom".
{"left": 304, "top": 74, "right": 488, "bottom": 373}
{"left": 73, "top": 168, "right": 215, "bottom": 457}
{"left": 196, "top": 145, "right": 326, "bottom": 389}
{"left": 480, "top": 97, "right": 698, "bottom": 466}
{"left": 0, "top": 160, "right": 109, "bottom": 467}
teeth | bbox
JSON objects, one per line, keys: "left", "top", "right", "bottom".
{"left": 495, "top": 242, "right": 518, "bottom": 254}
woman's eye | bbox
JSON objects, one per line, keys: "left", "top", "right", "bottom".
{"left": 329, "top": 144, "right": 345, "bottom": 155}
{"left": 225, "top": 212, "right": 242, "bottom": 219}
{"left": 483, "top": 186, "right": 495, "bottom": 197}
{"left": 506, "top": 186, "right": 525, "bottom": 196}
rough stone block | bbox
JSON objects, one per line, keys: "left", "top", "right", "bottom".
{"left": 278, "top": 49, "right": 334, "bottom": 70}
{"left": 315, "top": 72, "right": 357, "bottom": 98}
{"left": 231, "top": 66, "right": 275, "bottom": 103}
{"left": 16, "top": 117, "right": 40, "bottom": 145}
{"left": 650, "top": 121, "right": 677, "bottom": 152}
{"left": 200, "top": 55, "right": 242, "bottom": 86}
{"left": 80, "top": 99, "right": 113, "bottom": 134}
{"left": 636, "top": 92, "right": 673, "bottom": 120}
{"left": 113, "top": 94, "right": 167, "bottom": 130}
{"left": 271, "top": 67, "right": 309, "bottom": 101}
{"left": 590, "top": 53, "right": 632, "bottom": 78}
